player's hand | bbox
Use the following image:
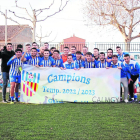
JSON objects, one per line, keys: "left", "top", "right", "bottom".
{"left": 35, "top": 65, "right": 39, "bottom": 68}
{"left": 60, "top": 67, "right": 63, "bottom": 70}
{"left": 74, "top": 68, "right": 77, "bottom": 70}
{"left": 81, "top": 56, "right": 86, "bottom": 61}
{"left": 118, "top": 67, "right": 122, "bottom": 69}
{"left": 12, "top": 55, "right": 17, "bottom": 60}
{"left": 91, "top": 57, "right": 95, "bottom": 62}
{"left": 63, "top": 68, "right": 66, "bottom": 70}
{"left": 106, "top": 67, "right": 109, "bottom": 69}
{"left": 128, "top": 79, "right": 133, "bottom": 84}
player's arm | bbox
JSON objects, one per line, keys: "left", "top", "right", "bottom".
{"left": 21, "top": 51, "right": 27, "bottom": 62}
{"left": 74, "top": 62, "right": 79, "bottom": 70}
{"left": 7, "top": 55, "right": 16, "bottom": 65}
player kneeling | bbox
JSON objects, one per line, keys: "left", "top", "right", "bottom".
{"left": 7, "top": 49, "right": 23, "bottom": 103}
{"left": 62, "top": 54, "right": 79, "bottom": 70}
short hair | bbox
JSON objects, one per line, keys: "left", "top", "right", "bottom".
{"left": 44, "top": 49, "right": 50, "bottom": 52}
{"left": 26, "top": 44, "right": 31, "bottom": 46}
{"left": 32, "top": 42, "right": 37, "bottom": 45}
{"left": 67, "top": 54, "right": 72, "bottom": 57}
{"left": 17, "top": 44, "right": 23, "bottom": 49}
{"left": 53, "top": 50, "right": 60, "bottom": 54}
{"left": 71, "top": 46, "right": 76, "bottom": 49}
{"left": 50, "top": 47, "right": 56, "bottom": 50}
{"left": 116, "top": 46, "right": 121, "bottom": 49}
{"left": 31, "top": 47, "right": 37, "bottom": 51}
{"left": 107, "top": 48, "right": 113, "bottom": 53}
{"left": 64, "top": 47, "right": 69, "bottom": 50}
{"left": 15, "top": 48, "right": 22, "bottom": 53}
{"left": 76, "top": 51, "right": 81, "bottom": 54}
{"left": 44, "top": 42, "right": 49, "bottom": 45}
{"left": 86, "top": 52, "right": 92, "bottom": 56}
{"left": 112, "top": 55, "right": 118, "bottom": 58}
{"left": 100, "top": 52, "right": 105, "bottom": 56}
{"left": 83, "top": 46, "right": 88, "bottom": 49}
{"left": 124, "top": 54, "right": 130, "bottom": 57}
{"left": 7, "top": 43, "right": 12, "bottom": 46}
{"left": 94, "top": 48, "right": 99, "bottom": 52}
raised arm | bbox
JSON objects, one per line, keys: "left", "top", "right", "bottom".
{"left": 7, "top": 55, "right": 16, "bottom": 65}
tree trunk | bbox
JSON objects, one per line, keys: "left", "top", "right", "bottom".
{"left": 125, "top": 41, "right": 130, "bottom": 52}
{"left": 32, "top": 22, "right": 36, "bottom": 42}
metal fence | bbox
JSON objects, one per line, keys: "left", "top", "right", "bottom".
{"left": 0, "top": 42, "right": 140, "bottom": 52}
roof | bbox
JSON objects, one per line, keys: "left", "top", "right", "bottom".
{"left": 0, "top": 25, "right": 31, "bottom": 41}
{"left": 63, "top": 34, "right": 85, "bottom": 43}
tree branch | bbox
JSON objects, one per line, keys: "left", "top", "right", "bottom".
{"left": 0, "top": 11, "right": 20, "bottom": 25}
{"left": 35, "top": 0, "right": 55, "bottom": 12}
{"left": 15, "top": 0, "right": 33, "bottom": 19}
{"left": 9, "top": 10, "right": 32, "bottom": 22}
{"left": 131, "top": 34, "right": 140, "bottom": 40}
{"left": 37, "top": 0, "right": 69, "bottom": 22}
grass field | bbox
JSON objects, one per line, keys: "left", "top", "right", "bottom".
{"left": 0, "top": 93, "right": 140, "bottom": 140}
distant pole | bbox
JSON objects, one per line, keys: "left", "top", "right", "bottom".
{"left": 5, "top": 9, "right": 7, "bottom": 45}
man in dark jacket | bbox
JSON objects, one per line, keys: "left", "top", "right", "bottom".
{"left": 0, "top": 43, "right": 15, "bottom": 103}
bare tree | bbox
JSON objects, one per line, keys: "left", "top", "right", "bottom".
{"left": 84, "top": 0, "right": 140, "bottom": 51}
{"left": 0, "top": 0, "right": 69, "bottom": 42}
{"left": 36, "top": 25, "right": 53, "bottom": 47}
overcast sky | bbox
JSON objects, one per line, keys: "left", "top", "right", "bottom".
{"left": 0, "top": 0, "right": 140, "bottom": 44}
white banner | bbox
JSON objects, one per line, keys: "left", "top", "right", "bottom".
{"left": 20, "top": 65, "right": 120, "bottom": 104}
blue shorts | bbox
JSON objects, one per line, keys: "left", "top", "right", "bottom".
{"left": 10, "top": 75, "right": 21, "bottom": 83}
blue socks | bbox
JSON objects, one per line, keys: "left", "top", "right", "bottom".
{"left": 15, "top": 92, "right": 18, "bottom": 98}
{"left": 11, "top": 96, "right": 14, "bottom": 101}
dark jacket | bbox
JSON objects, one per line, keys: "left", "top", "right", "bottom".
{"left": 0, "top": 49, "right": 15, "bottom": 72}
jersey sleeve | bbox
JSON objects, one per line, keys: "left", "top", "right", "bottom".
{"left": 60, "top": 59, "right": 64, "bottom": 67}
{"left": 51, "top": 59, "right": 55, "bottom": 66}
{"left": 25, "top": 55, "right": 31, "bottom": 61}
{"left": 75, "top": 62, "right": 79, "bottom": 69}
{"left": 81, "top": 61, "right": 85, "bottom": 68}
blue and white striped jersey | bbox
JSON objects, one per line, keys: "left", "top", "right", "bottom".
{"left": 82, "top": 61, "right": 96, "bottom": 68}
{"left": 25, "top": 52, "right": 31, "bottom": 57}
{"left": 25, "top": 56, "right": 42, "bottom": 66}
{"left": 39, "top": 57, "right": 55, "bottom": 67}
{"left": 117, "top": 52, "right": 129, "bottom": 62}
{"left": 74, "top": 59, "right": 83, "bottom": 68}
{"left": 71, "top": 53, "right": 77, "bottom": 61}
{"left": 63, "top": 61, "right": 79, "bottom": 69}
{"left": 95, "top": 60, "right": 111, "bottom": 68}
{"left": 7, "top": 56, "right": 23, "bottom": 76}
{"left": 54, "top": 59, "right": 63, "bottom": 67}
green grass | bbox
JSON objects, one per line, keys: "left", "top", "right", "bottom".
{"left": 0, "top": 92, "right": 140, "bottom": 140}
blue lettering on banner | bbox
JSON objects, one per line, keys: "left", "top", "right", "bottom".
{"left": 47, "top": 73, "right": 91, "bottom": 84}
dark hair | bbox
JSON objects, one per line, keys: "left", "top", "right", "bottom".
{"left": 44, "top": 49, "right": 50, "bottom": 52}
{"left": 31, "top": 47, "right": 37, "bottom": 51}
{"left": 76, "top": 51, "right": 81, "bottom": 54}
{"left": 94, "top": 48, "right": 99, "bottom": 52}
{"left": 71, "top": 46, "right": 76, "bottom": 49}
{"left": 64, "top": 47, "right": 69, "bottom": 50}
{"left": 107, "top": 48, "right": 113, "bottom": 53}
{"left": 7, "top": 43, "right": 12, "bottom": 46}
{"left": 26, "top": 44, "right": 31, "bottom": 46}
{"left": 3, "top": 46, "right": 6, "bottom": 50}
{"left": 50, "top": 47, "right": 56, "bottom": 50}
{"left": 100, "top": 52, "right": 105, "bottom": 56}
{"left": 124, "top": 54, "right": 130, "bottom": 57}
{"left": 15, "top": 48, "right": 22, "bottom": 53}
{"left": 44, "top": 42, "right": 49, "bottom": 45}
{"left": 116, "top": 46, "right": 121, "bottom": 49}
{"left": 32, "top": 42, "right": 37, "bottom": 45}
{"left": 83, "top": 46, "right": 88, "bottom": 49}
{"left": 67, "top": 54, "right": 72, "bottom": 57}
{"left": 53, "top": 50, "right": 60, "bottom": 54}
{"left": 86, "top": 52, "right": 92, "bottom": 56}
{"left": 112, "top": 55, "right": 118, "bottom": 58}
{"left": 17, "top": 44, "right": 23, "bottom": 49}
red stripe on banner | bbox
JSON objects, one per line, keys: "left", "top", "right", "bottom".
{"left": 31, "top": 82, "right": 33, "bottom": 89}
{"left": 27, "top": 81, "right": 29, "bottom": 85}
{"left": 34, "top": 83, "right": 37, "bottom": 92}
{"left": 30, "top": 91, "right": 32, "bottom": 96}
{"left": 23, "top": 84, "right": 25, "bottom": 93}
{"left": 27, "top": 87, "right": 28, "bottom": 96}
